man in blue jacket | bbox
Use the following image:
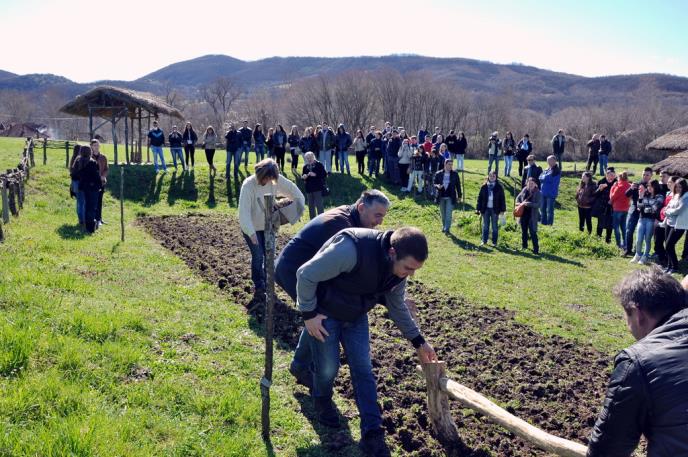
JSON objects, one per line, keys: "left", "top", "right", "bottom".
{"left": 587, "top": 266, "right": 688, "bottom": 456}
{"left": 539, "top": 155, "right": 561, "bottom": 225}
{"left": 147, "top": 120, "right": 167, "bottom": 173}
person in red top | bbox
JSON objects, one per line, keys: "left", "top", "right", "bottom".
{"left": 610, "top": 171, "right": 632, "bottom": 249}
{"left": 656, "top": 176, "right": 678, "bottom": 266}
{"left": 422, "top": 137, "right": 433, "bottom": 154}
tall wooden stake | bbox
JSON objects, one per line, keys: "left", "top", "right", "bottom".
{"left": 120, "top": 166, "right": 125, "bottom": 242}
{"left": 1, "top": 178, "right": 9, "bottom": 224}
{"left": 422, "top": 362, "right": 462, "bottom": 447}
{"left": 261, "top": 193, "right": 276, "bottom": 441}
{"left": 43, "top": 138, "right": 47, "bottom": 165}
{"left": 65, "top": 141, "right": 70, "bottom": 168}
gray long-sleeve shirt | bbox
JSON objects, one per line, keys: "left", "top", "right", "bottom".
{"left": 296, "top": 234, "right": 421, "bottom": 341}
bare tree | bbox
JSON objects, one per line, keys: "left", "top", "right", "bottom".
{"left": 199, "top": 76, "right": 243, "bottom": 127}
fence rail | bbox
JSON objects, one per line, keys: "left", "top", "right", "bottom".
{"left": 418, "top": 362, "right": 587, "bottom": 457}
{"left": 0, "top": 139, "right": 34, "bottom": 242}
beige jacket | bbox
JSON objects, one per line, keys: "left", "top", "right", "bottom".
{"left": 239, "top": 174, "right": 305, "bottom": 237}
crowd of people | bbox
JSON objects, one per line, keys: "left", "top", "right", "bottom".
{"left": 69, "top": 139, "right": 108, "bottom": 233}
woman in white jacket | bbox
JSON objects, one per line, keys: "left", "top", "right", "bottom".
{"left": 397, "top": 139, "right": 413, "bottom": 192}
{"left": 238, "top": 159, "right": 305, "bottom": 300}
{"left": 663, "top": 178, "right": 688, "bottom": 273}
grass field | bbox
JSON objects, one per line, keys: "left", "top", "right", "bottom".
{"left": 0, "top": 137, "right": 652, "bottom": 455}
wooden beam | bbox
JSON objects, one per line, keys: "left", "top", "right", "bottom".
{"left": 421, "top": 362, "right": 462, "bottom": 447}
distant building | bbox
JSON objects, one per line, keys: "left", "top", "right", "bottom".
{"left": 0, "top": 122, "right": 50, "bottom": 139}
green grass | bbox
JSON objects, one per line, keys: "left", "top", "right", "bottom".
{"left": 0, "top": 138, "right": 649, "bottom": 455}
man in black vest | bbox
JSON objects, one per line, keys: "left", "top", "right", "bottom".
{"left": 297, "top": 227, "right": 436, "bottom": 456}
{"left": 275, "top": 190, "right": 391, "bottom": 387}
{"left": 587, "top": 266, "right": 688, "bottom": 456}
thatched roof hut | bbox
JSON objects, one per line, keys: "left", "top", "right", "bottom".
{"left": 646, "top": 125, "right": 688, "bottom": 153}
{"left": 652, "top": 150, "right": 688, "bottom": 177}
{"left": 59, "top": 85, "right": 183, "bottom": 120}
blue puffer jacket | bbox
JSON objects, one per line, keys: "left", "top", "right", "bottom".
{"left": 539, "top": 165, "right": 562, "bottom": 198}
{"left": 335, "top": 125, "right": 353, "bottom": 152}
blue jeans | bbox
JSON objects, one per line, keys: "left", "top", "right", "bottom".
{"left": 504, "top": 155, "right": 513, "bottom": 176}
{"left": 625, "top": 210, "right": 640, "bottom": 254}
{"left": 368, "top": 154, "right": 380, "bottom": 176}
{"left": 612, "top": 211, "right": 627, "bottom": 248}
{"left": 487, "top": 155, "right": 500, "bottom": 175}
{"left": 635, "top": 218, "right": 654, "bottom": 257}
{"left": 151, "top": 146, "right": 166, "bottom": 171}
{"left": 320, "top": 149, "right": 333, "bottom": 173}
{"left": 310, "top": 313, "right": 381, "bottom": 435}
{"left": 72, "top": 180, "right": 85, "bottom": 223}
{"left": 481, "top": 208, "right": 499, "bottom": 243}
{"left": 599, "top": 154, "right": 609, "bottom": 176}
{"left": 240, "top": 143, "right": 251, "bottom": 166}
{"left": 456, "top": 154, "right": 464, "bottom": 171}
{"left": 440, "top": 197, "right": 453, "bottom": 231}
{"left": 338, "top": 151, "right": 350, "bottom": 174}
{"left": 170, "top": 147, "right": 185, "bottom": 169}
{"left": 541, "top": 196, "right": 556, "bottom": 225}
{"left": 255, "top": 144, "right": 265, "bottom": 162}
{"left": 226, "top": 150, "right": 241, "bottom": 176}
{"left": 242, "top": 231, "right": 266, "bottom": 290}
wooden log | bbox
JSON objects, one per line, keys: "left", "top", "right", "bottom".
{"left": 65, "top": 141, "right": 70, "bottom": 168}
{"left": 1, "top": 179, "right": 9, "bottom": 224}
{"left": 261, "top": 193, "right": 276, "bottom": 441}
{"left": 421, "top": 362, "right": 462, "bottom": 447}
{"left": 7, "top": 179, "right": 17, "bottom": 216}
{"left": 416, "top": 365, "right": 588, "bottom": 457}
{"left": 120, "top": 166, "right": 124, "bottom": 242}
{"left": 0, "top": 216, "right": 4, "bottom": 243}
{"left": 28, "top": 139, "right": 35, "bottom": 167}
{"left": 43, "top": 138, "right": 47, "bottom": 165}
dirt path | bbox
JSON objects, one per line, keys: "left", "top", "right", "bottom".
{"left": 139, "top": 214, "right": 611, "bottom": 456}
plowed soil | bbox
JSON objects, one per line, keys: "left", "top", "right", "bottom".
{"left": 139, "top": 213, "right": 613, "bottom": 456}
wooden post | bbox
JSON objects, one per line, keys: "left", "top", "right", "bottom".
{"left": 261, "top": 193, "right": 276, "bottom": 441}
{"left": 43, "top": 138, "right": 47, "bottom": 165}
{"left": 120, "top": 166, "right": 125, "bottom": 242}
{"left": 421, "top": 362, "right": 462, "bottom": 447}
{"left": 138, "top": 108, "right": 143, "bottom": 164}
{"left": 7, "top": 179, "right": 17, "bottom": 217}
{"left": 112, "top": 114, "right": 118, "bottom": 165}
{"left": 28, "top": 139, "right": 35, "bottom": 167}
{"left": 1, "top": 179, "right": 8, "bottom": 223}
{"left": 125, "top": 110, "right": 130, "bottom": 165}
{"left": 0, "top": 216, "right": 4, "bottom": 242}
{"left": 65, "top": 141, "right": 70, "bottom": 168}
{"left": 146, "top": 115, "right": 151, "bottom": 164}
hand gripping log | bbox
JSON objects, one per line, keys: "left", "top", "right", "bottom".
{"left": 418, "top": 363, "right": 587, "bottom": 457}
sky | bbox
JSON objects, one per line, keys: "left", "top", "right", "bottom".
{"left": 1, "top": 0, "right": 687, "bottom": 82}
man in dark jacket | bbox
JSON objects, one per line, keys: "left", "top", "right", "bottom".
{"left": 516, "top": 134, "right": 533, "bottom": 177}
{"left": 275, "top": 191, "right": 391, "bottom": 386}
{"left": 335, "top": 124, "right": 353, "bottom": 175}
{"left": 297, "top": 226, "right": 436, "bottom": 456}
{"left": 224, "top": 124, "right": 242, "bottom": 178}
{"left": 586, "top": 134, "right": 601, "bottom": 175}
{"left": 435, "top": 159, "right": 462, "bottom": 233}
{"left": 624, "top": 167, "right": 653, "bottom": 256}
{"left": 168, "top": 125, "right": 185, "bottom": 171}
{"left": 551, "top": 129, "right": 566, "bottom": 169}
{"left": 521, "top": 154, "right": 542, "bottom": 189}
{"left": 317, "top": 123, "right": 336, "bottom": 173}
{"left": 238, "top": 120, "right": 252, "bottom": 168}
{"left": 599, "top": 135, "right": 612, "bottom": 176}
{"left": 147, "top": 120, "right": 167, "bottom": 173}
{"left": 476, "top": 171, "right": 507, "bottom": 246}
{"left": 587, "top": 266, "right": 688, "bottom": 456}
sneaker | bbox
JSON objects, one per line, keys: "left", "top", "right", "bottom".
{"left": 479, "top": 241, "right": 486, "bottom": 247}
{"left": 638, "top": 256, "right": 648, "bottom": 265}
{"left": 491, "top": 241, "right": 498, "bottom": 247}
{"left": 313, "top": 397, "right": 340, "bottom": 428}
{"left": 359, "top": 429, "right": 391, "bottom": 457}
{"left": 630, "top": 255, "right": 641, "bottom": 264}
{"left": 289, "top": 365, "right": 313, "bottom": 390}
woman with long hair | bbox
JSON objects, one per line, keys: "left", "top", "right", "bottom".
{"left": 516, "top": 177, "right": 542, "bottom": 254}
{"left": 576, "top": 171, "right": 597, "bottom": 234}
{"left": 182, "top": 122, "right": 198, "bottom": 168}
{"left": 273, "top": 125, "right": 288, "bottom": 171}
{"left": 202, "top": 126, "right": 217, "bottom": 172}
{"left": 662, "top": 178, "right": 688, "bottom": 273}
{"left": 655, "top": 176, "right": 678, "bottom": 267}
{"left": 503, "top": 131, "right": 516, "bottom": 177}
{"left": 253, "top": 124, "right": 266, "bottom": 162}
{"left": 631, "top": 180, "right": 664, "bottom": 264}
{"left": 288, "top": 125, "right": 301, "bottom": 171}
{"left": 352, "top": 129, "right": 367, "bottom": 175}
{"left": 70, "top": 145, "right": 101, "bottom": 233}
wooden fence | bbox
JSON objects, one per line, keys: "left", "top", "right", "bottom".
{"left": 0, "top": 139, "right": 34, "bottom": 243}
{"left": 418, "top": 362, "right": 587, "bottom": 457}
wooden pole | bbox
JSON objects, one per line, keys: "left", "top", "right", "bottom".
{"left": 1, "top": 179, "right": 8, "bottom": 223}
{"left": 146, "top": 115, "right": 151, "bottom": 164}
{"left": 421, "top": 362, "right": 462, "bottom": 447}
{"left": 416, "top": 365, "right": 587, "bottom": 457}
{"left": 43, "top": 138, "right": 47, "bottom": 165}
{"left": 120, "top": 166, "right": 125, "bottom": 242}
{"left": 125, "top": 110, "right": 130, "bottom": 165}
{"left": 138, "top": 108, "right": 143, "bottom": 164}
{"left": 112, "top": 114, "right": 118, "bottom": 165}
{"left": 65, "top": 141, "right": 70, "bottom": 168}
{"left": 28, "top": 139, "right": 35, "bottom": 167}
{"left": 261, "top": 193, "right": 276, "bottom": 441}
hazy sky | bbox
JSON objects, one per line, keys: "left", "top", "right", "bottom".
{"left": 1, "top": 0, "right": 687, "bottom": 82}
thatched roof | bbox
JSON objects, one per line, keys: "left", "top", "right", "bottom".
{"left": 646, "top": 125, "right": 688, "bottom": 152}
{"left": 59, "top": 85, "right": 183, "bottom": 120}
{"left": 652, "top": 150, "right": 688, "bottom": 177}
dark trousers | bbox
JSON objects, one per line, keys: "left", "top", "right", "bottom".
{"left": 578, "top": 206, "right": 592, "bottom": 233}
{"left": 655, "top": 225, "right": 667, "bottom": 266}
{"left": 290, "top": 148, "right": 299, "bottom": 169}
{"left": 596, "top": 217, "right": 612, "bottom": 243}
{"left": 520, "top": 211, "right": 539, "bottom": 253}
{"left": 666, "top": 227, "right": 685, "bottom": 270}
{"left": 518, "top": 157, "right": 528, "bottom": 177}
{"left": 586, "top": 153, "right": 599, "bottom": 174}
{"left": 274, "top": 147, "right": 286, "bottom": 170}
{"left": 83, "top": 189, "right": 99, "bottom": 233}
{"left": 356, "top": 151, "right": 366, "bottom": 174}
{"left": 205, "top": 149, "right": 215, "bottom": 168}
{"left": 184, "top": 144, "right": 195, "bottom": 167}
{"left": 398, "top": 163, "right": 409, "bottom": 187}
{"left": 96, "top": 188, "right": 104, "bottom": 222}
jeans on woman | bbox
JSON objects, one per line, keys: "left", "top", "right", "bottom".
{"left": 518, "top": 156, "right": 528, "bottom": 177}
{"left": 255, "top": 144, "right": 265, "bottom": 162}
{"left": 72, "top": 180, "right": 85, "bottom": 223}
{"left": 274, "top": 147, "right": 286, "bottom": 170}
{"left": 439, "top": 197, "right": 453, "bottom": 232}
{"left": 520, "top": 211, "right": 539, "bottom": 253}
{"left": 612, "top": 210, "right": 627, "bottom": 248}
{"left": 338, "top": 150, "right": 350, "bottom": 174}
{"left": 665, "top": 226, "right": 685, "bottom": 270}
{"left": 307, "top": 191, "right": 324, "bottom": 219}
{"left": 504, "top": 155, "right": 514, "bottom": 176}
{"left": 407, "top": 170, "right": 424, "bottom": 192}
{"left": 242, "top": 231, "right": 266, "bottom": 291}
{"left": 456, "top": 154, "right": 464, "bottom": 171}
{"left": 487, "top": 155, "right": 500, "bottom": 176}
{"left": 481, "top": 208, "right": 499, "bottom": 244}
{"left": 309, "top": 313, "right": 382, "bottom": 435}
{"left": 578, "top": 206, "right": 593, "bottom": 233}
{"left": 320, "top": 149, "right": 332, "bottom": 173}
{"left": 171, "top": 147, "right": 185, "bottom": 170}
{"left": 367, "top": 154, "right": 380, "bottom": 177}
{"left": 635, "top": 217, "right": 655, "bottom": 258}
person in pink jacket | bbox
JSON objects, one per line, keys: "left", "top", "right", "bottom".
{"left": 610, "top": 171, "right": 632, "bottom": 250}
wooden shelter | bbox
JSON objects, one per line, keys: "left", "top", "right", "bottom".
{"left": 648, "top": 125, "right": 688, "bottom": 177}
{"left": 59, "top": 86, "right": 183, "bottom": 164}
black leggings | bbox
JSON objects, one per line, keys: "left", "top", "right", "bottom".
{"left": 290, "top": 148, "right": 299, "bottom": 169}
{"left": 586, "top": 154, "right": 599, "bottom": 174}
{"left": 398, "top": 163, "right": 409, "bottom": 186}
{"left": 205, "top": 149, "right": 215, "bottom": 168}
{"left": 578, "top": 207, "right": 592, "bottom": 233}
{"left": 274, "top": 147, "right": 286, "bottom": 170}
{"left": 666, "top": 227, "right": 685, "bottom": 270}
{"left": 184, "top": 144, "right": 195, "bottom": 167}
{"left": 655, "top": 225, "right": 667, "bottom": 266}
{"left": 596, "top": 217, "right": 612, "bottom": 243}
{"left": 518, "top": 157, "right": 528, "bottom": 177}
{"left": 355, "top": 151, "right": 366, "bottom": 173}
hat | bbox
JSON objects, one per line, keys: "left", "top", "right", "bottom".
{"left": 606, "top": 167, "right": 616, "bottom": 173}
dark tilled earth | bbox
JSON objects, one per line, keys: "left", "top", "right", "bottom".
{"left": 139, "top": 213, "right": 613, "bottom": 456}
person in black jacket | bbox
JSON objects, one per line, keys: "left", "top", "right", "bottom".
{"left": 301, "top": 151, "right": 327, "bottom": 219}
{"left": 586, "top": 134, "right": 601, "bottom": 174}
{"left": 253, "top": 124, "right": 266, "bottom": 162}
{"left": 521, "top": 155, "right": 542, "bottom": 189}
{"left": 168, "top": 125, "right": 186, "bottom": 171}
{"left": 591, "top": 168, "right": 617, "bottom": 243}
{"left": 456, "top": 131, "right": 467, "bottom": 171}
{"left": 598, "top": 134, "right": 612, "bottom": 176}
{"left": 516, "top": 134, "right": 532, "bottom": 177}
{"left": 71, "top": 145, "right": 102, "bottom": 233}
{"left": 476, "top": 171, "right": 506, "bottom": 246}
{"left": 288, "top": 125, "right": 301, "bottom": 171}
{"left": 224, "top": 123, "right": 242, "bottom": 178}
{"left": 182, "top": 122, "right": 198, "bottom": 168}
{"left": 587, "top": 266, "right": 688, "bottom": 457}
{"left": 238, "top": 120, "right": 252, "bottom": 168}
{"left": 624, "top": 167, "right": 653, "bottom": 256}
{"left": 367, "top": 131, "right": 383, "bottom": 177}
{"left": 435, "top": 159, "right": 462, "bottom": 233}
